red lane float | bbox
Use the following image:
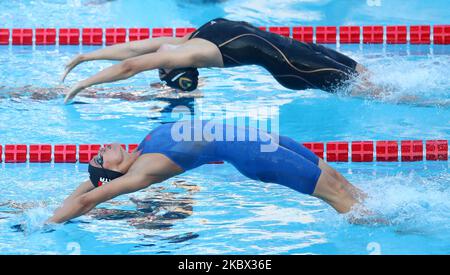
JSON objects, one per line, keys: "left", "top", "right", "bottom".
{"left": 401, "top": 140, "right": 423, "bottom": 161}
{"left": 316, "top": 26, "right": 336, "bottom": 44}
{"left": 128, "top": 144, "right": 138, "bottom": 153}
{"left": 35, "top": 28, "right": 56, "bottom": 45}
{"left": 326, "top": 142, "right": 349, "bottom": 162}
{"left": 105, "top": 28, "right": 126, "bottom": 45}
{"left": 79, "top": 144, "right": 101, "bottom": 163}
{"left": 363, "top": 26, "right": 384, "bottom": 44}
{"left": 269, "top": 26, "right": 290, "bottom": 37}
{"left": 0, "top": 29, "right": 9, "bottom": 45}
{"left": 175, "top": 27, "right": 196, "bottom": 38}
{"left": 434, "top": 25, "right": 450, "bottom": 45}
{"left": 303, "top": 142, "right": 324, "bottom": 159}
{"left": 54, "top": 145, "right": 77, "bottom": 163}
{"left": 351, "top": 141, "right": 374, "bottom": 162}
{"left": 0, "top": 25, "right": 449, "bottom": 46}
{"left": 292, "top": 26, "right": 314, "bottom": 43}
{"left": 386, "top": 25, "right": 407, "bottom": 44}
{"left": 376, "top": 141, "right": 398, "bottom": 162}
{"left": 59, "top": 28, "right": 80, "bottom": 45}
{"left": 12, "top": 29, "right": 33, "bottom": 45}
{"left": 82, "top": 28, "right": 103, "bottom": 45}
{"left": 0, "top": 141, "right": 448, "bottom": 163}
{"left": 426, "top": 140, "right": 448, "bottom": 161}
{"left": 152, "top": 28, "right": 173, "bottom": 38}
{"left": 5, "top": 145, "right": 27, "bottom": 163}
{"left": 410, "top": 25, "right": 431, "bottom": 44}
{"left": 128, "top": 28, "right": 150, "bottom": 41}
{"left": 0, "top": 145, "right": 2, "bottom": 162}
{"left": 29, "top": 144, "right": 52, "bottom": 163}
{"left": 340, "top": 26, "right": 360, "bottom": 44}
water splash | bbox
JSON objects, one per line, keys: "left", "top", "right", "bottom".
{"left": 348, "top": 53, "right": 450, "bottom": 106}
{"left": 346, "top": 170, "right": 450, "bottom": 234}
{"left": 10, "top": 205, "right": 60, "bottom": 235}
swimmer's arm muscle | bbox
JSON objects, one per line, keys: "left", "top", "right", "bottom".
{"left": 47, "top": 180, "right": 95, "bottom": 223}
{"left": 82, "top": 37, "right": 187, "bottom": 61}
{"left": 48, "top": 173, "right": 155, "bottom": 224}
{"left": 63, "top": 180, "right": 95, "bottom": 204}
{"left": 64, "top": 51, "right": 197, "bottom": 103}
{"left": 61, "top": 36, "right": 190, "bottom": 82}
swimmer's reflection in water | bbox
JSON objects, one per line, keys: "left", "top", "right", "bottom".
{"left": 0, "top": 80, "right": 204, "bottom": 101}
{"left": 1, "top": 84, "right": 448, "bottom": 108}
{"left": 0, "top": 83, "right": 200, "bottom": 114}
{"left": 6, "top": 180, "right": 201, "bottom": 238}
{"left": 88, "top": 180, "right": 200, "bottom": 232}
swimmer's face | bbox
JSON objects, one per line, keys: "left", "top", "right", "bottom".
{"left": 89, "top": 143, "right": 128, "bottom": 171}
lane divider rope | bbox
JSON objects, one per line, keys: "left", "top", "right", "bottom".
{"left": 0, "top": 140, "right": 448, "bottom": 164}
{"left": 0, "top": 25, "right": 449, "bottom": 46}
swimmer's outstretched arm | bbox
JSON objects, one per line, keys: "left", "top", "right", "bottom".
{"left": 61, "top": 35, "right": 191, "bottom": 82}
{"left": 48, "top": 154, "right": 178, "bottom": 223}
{"left": 48, "top": 173, "right": 153, "bottom": 224}
{"left": 62, "top": 180, "right": 96, "bottom": 204}
{"left": 64, "top": 49, "right": 200, "bottom": 103}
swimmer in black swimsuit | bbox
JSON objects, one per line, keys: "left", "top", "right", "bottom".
{"left": 189, "top": 18, "right": 358, "bottom": 92}
{"left": 62, "top": 18, "right": 382, "bottom": 103}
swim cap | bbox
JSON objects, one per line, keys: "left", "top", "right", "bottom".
{"left": 88, "top": 164, "right": 124, "bottom": 188}
{"left": 159, "top": 68, "right": 199, "bottom": 92}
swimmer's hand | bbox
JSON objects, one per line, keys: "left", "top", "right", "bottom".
{"left": 64, "top": 82, "right": 86, "bottom": 104}
{"left": 61, "top": 54, "right": 85, "bottom": 83}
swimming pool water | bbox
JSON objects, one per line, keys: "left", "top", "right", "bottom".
{"left": 0, "top": 0, "right": 449, "bottom": 255}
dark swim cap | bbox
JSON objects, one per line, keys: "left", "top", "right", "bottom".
{"left": 88, "top": 164, "right": 124, "bottom": 188}
{"left": 159, "top": 68, "right": 199, "bottom": 92}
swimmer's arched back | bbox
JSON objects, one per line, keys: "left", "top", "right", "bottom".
{"left": 60, "top": 18, "right": 392, "bottom": 104}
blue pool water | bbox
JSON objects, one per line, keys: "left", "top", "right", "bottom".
{"left": 0, "top": 0, "right": 449, "bottom": 255}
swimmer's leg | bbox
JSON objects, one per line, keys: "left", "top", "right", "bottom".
{"left": 232, "top": 141, "right": 361, "bottom": 213}
{"left": 311, "top": 170, "right": 359, "bottom": 213}
{"left": 277, "top": 135, "right": 366, "bottom": 210}
{"left": 350, "top": 64, "right": 403, "bottom": 100}
{"left": 350, "top": 64, "right": 383, "bottom": 98}
{"left": 351, "top": 64, "right": 424, "bottom": 105}
{"left": 316, "top": 159, "right": 367, "bottom": 202}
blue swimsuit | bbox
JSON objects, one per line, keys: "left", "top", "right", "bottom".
{"left": 137, "top": 121, "right": 322, "bottom": 195}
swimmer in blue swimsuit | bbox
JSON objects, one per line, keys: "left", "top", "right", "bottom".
{"left": 61, "top": 18, "right": 387, "bottom": 103}
{"left": 49, "top": 120, "right": 366, "bottom": 224}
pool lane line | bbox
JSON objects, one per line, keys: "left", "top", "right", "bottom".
{"left": 0, "top": 140, "right": 448, "bottom": 163}
{"left": 0, "top": 25, "right": 448, "bottom": 46}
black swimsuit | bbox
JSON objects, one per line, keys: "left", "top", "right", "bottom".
{"left": 189, "top": 18, "right": 358, "bottom": 92}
